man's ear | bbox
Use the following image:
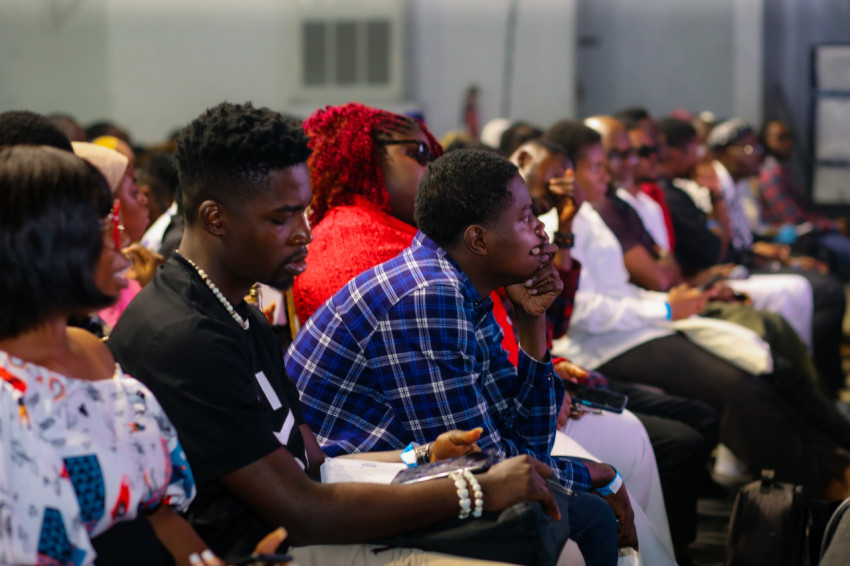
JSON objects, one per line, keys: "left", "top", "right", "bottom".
{"left": 199, "top": 200, "right": 226, "bottom": 236}
{"left": 462, "top": 224, "right": 488, "bottom": 256}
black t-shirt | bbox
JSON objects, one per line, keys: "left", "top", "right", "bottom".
{"left": 661, "top": 178, "right": 726, "bottom": 274}
{"left": 109, "top": 255, "right": 308, "bottom": 559}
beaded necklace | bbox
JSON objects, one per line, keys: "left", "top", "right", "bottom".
{"left": 176, "top": 250, "right": 250, "bottom": 331}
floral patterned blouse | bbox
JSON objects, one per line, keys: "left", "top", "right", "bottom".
{"left": 0, "top": 350, "right": 196, "bottom": 565}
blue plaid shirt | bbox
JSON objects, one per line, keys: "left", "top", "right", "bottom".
{"left": 286, "top": 232, "right": 591, "bottom": 492}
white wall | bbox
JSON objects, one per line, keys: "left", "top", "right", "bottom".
{"left": 1, "top": 0, "right": 769, "bottom": 145}
{"left": 1, "top": 0, "right": 578, "bottom": 144}
{"left": 0, "top": 0, "right": 110, "bottom": 124}
{"left": 409, "top": 0, "right": 578, "bottom": 138}
{"left": 575, "top": 0, "right": 763, "bottom": 125}
{"left": 105, "top": 0, "right": 297, "bottom": 142}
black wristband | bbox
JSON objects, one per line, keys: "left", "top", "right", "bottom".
{"left": 554, "top": 231, "right": 574, "bottom": 249}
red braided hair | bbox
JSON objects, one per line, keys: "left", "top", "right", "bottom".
{"left": 304, "top": 102, "right": 442, "bottom": 225}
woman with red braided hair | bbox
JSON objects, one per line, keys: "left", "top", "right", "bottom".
{"left": 293, "top": 102, "right": 443, "bottom": 322}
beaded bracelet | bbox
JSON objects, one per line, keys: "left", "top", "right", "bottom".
{"left": 449, "top": 470, "right": 485, "bottom": 519}
{"left": 462, "top": 469, "right": 484, "bottom": 518}
{"left": 449, "top": 471, "right": 472, "bottom": 519}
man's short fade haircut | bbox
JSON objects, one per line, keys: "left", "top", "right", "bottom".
{"left": 415, "top": 149, "right": 518, "bottom": 249}
{"left": 176, "top": 101, "right": 312, "bottom": 223}
{"left": 543, "top": 120, "right": 602, "bottom": 165}
{"left": 0, "top": 110, "right": 74, "bottom": 152}
{"left": 658, "top": 117, "right": 697, "bottom": 150}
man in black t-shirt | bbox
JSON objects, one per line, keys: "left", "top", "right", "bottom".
{"left": 110, "top": 254, "right": 310, "bottom": 556}
{"left": 108, "top": 102, "right": 596, "bottom": 565}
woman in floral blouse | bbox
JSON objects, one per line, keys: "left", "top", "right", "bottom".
{"left": 0, "top": 146, "right": 284, "bottom": 566}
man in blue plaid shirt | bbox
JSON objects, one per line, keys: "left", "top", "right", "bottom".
{"left": 287, "top": 149, "right": 637, "bottom": 557}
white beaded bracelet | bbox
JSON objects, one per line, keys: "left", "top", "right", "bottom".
{"left": 449, "top": 471, "right": 472, "bottom": 519}
{"left": 462, "top": 469, "right": 484, "bottom": 518}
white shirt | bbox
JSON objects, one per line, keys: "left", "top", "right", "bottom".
{"left": 140, "top": 201, "right": 178, "bottom": 253}
{"left": 616, "top": 187, "right": 670, "bottom": 252}
{"left": 550, "top": 203, "right": 673, "bottom": 369}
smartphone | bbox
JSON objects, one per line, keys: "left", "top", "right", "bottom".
{"left": 698, "top": 273, "right": 724, "bottom": 292}
{"left": 391, "top": 448, "right": 498, "bottom": 485}
{"left": 229, "top": 554, "right": 293, "bottom": 566}
{"left": 565, "top": 382, "right": 628, "bottom": 414}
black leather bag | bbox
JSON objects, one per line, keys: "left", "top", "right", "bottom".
{"left": 373, "top": 486, "right": 572, "bottom": 566}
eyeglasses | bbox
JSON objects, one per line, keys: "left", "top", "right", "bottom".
{"left": 636, "top": 145, "right": 658, "bottom": 158}
{"left": 376, "top": 139, "right": 433, "bottom": 167}
{"left": 730, "top": 143, "right": 764, "bottom": 156}
{"left": 100, "top": 200, "right": 126, "bottom": 250}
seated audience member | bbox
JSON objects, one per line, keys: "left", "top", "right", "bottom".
{"left": 139, "top": 151, "right": 181, "bottom": 255}
{"left": 758, "top": 119, "right": 850, "bottom": 276}
{"left": 512, "top": 140, "right": 717, "bottom": 562}
{"left": 0, "top": 144, "right": 267, "bottom": 566}
{"left": 287, "top": 148, "right": 687, "bottom": 563}
{"left": 73, "top": 142, "right": 162, "bottom": 330}
{"left": 108, "top": 102, "right": 581, "bottom": 566}
{"left": 85, "top": 120, "right": 131, "bottom": 145}
{"left": 543, "top": 120, "right": 850, "bottom": 500}
{"left": 586, "top": 116, "right": 816, "bottom": 347}
{"left": 0, "top": 109, "right": 75, "bottom": 151}
{"left": 292, "top": 102, "right": 442, "bottom": 322}
{"left": 709, "top": 120, "right": 846, "bottom": 394}
{"left": 584, "top": 116, "right": 682, "bottom": 291}
{"left": 497, "top": 121, "right": 543, "bottom": 156}
{"left": 479, "top": 118, "right": 513, "bottom": 150}
{"left": 48, "top": 112, "right": 88, "bottom": 142}
{"left": 295, "top": 104, "right": 685, "bottom": 561}
{"left": 612, "top": 108, "right": 676, "bottom": 253}
{"left": 586, "top": 116, "right": 826, "bottom": 394}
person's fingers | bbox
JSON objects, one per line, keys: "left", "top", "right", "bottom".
{"left": 561, "top": 361, "right": 588, "bottom": 380}
{"left": 256, "top": 527, "right": 288, "bottom": 554}
{"left": 530, "top": 456, "right": 554, "bottom": 480}
{"left": 458, "top": 427, "right": 483, "bottom": 444}
{"left": 538, "top": 482, "right": 561, "bottom": 520}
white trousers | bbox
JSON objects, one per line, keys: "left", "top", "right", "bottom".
{"left": 290, "top": 540, "right": 586, "bottom": 566}
{"left": 558, "top": 409, "right": 677, "bottom": 566}
{"left": 728, "top": 273, "right": 813, "bottom": 348}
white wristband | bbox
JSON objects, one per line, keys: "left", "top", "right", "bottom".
{"left": 595, "top": 470, "right": 623, "bottom": 496}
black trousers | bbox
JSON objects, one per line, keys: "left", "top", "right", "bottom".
{"left": 598, "top": 334, "right": 749, "bottom": 412}
{"left": 599, "top": 334, "right": 850, "bottom": 496}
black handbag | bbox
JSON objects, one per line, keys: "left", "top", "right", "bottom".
{"left": 372, "top": 485, "right": 572, "bottom": 566}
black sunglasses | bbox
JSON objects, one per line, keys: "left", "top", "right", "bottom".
{"left": 376, "top": 139, "right": 433, "bottom": 167}
{"left": 636, "top": 145, "right": 658, "bottom": 158}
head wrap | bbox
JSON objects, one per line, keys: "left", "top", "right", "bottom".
{"left": 72, "top": 141, "right": 129, "bottom": 194}
{"left": 480, "top": 118, "right": 513, "bottom": 149}
{"left": 707, "top": 119, "right": 753, "bottom": 152}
